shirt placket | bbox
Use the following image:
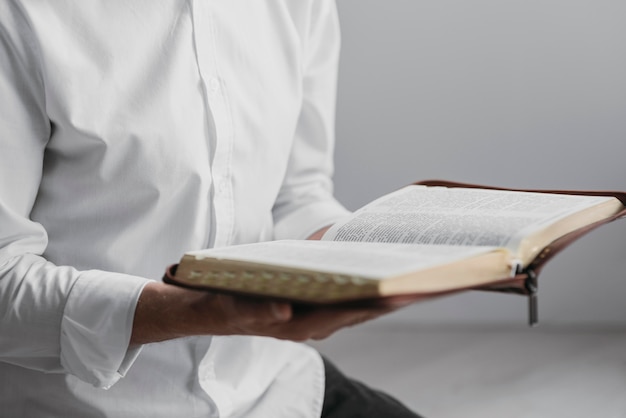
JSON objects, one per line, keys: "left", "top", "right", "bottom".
{"left": 190, "top": 0, "right": 235, "bottom": 249}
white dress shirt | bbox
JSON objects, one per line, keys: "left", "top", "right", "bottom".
{"left": 0, "top": 1, "right": 350, "bottom": 416}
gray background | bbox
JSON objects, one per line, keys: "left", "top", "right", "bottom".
{"left": 332, "top": 0, "right": 626, "bottom": 326}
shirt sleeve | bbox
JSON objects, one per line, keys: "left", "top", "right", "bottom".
{"left": 0, "top": 4, "right": 150, "bottom": 389}
{"left": 272, "top": 0, "right": 352, "bottom": 240}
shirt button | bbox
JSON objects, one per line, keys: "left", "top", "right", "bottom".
{"left": 209, "top": 77, "right": 220, "bottom": 93}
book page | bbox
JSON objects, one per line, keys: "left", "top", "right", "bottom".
{"left": 323, "top": 186, "right": 614, "bottom": 252}
{"left": 187, "top": 240, "right": 503, "bottom": 279}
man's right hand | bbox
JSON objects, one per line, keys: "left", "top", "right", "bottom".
{"left": 130, "top": 282, "right": 418, "bottom": 345}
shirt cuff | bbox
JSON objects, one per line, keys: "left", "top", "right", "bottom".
{"left": 273, "top": 198, "right": 351, "bottom": 240}
{"left": 59, "top": 270, "right": 150, "bottom": 389}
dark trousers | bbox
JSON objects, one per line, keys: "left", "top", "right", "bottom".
{"left": 321, "top": 357, "right": 424, "bottom": 418}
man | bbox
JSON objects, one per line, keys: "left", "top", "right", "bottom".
{"left": 0, "top": 1, "right": 421, "bottom": 416}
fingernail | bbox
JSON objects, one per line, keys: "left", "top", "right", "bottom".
{"left": 271, "top": 302, "right": 290, "bottom": 321}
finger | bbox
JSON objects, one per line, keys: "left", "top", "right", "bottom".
{"left": 285, "top": 308, "right": 386, "bottom": 341}
{"left": 216, "top": 295, "right": 292, "bottom": 331}
{"left": 351, "top": 295, "right": 424, "bottom": 310}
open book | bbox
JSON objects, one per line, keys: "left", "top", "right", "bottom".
{"left": 165, "top": 182, "right": 625, "bottom": 321}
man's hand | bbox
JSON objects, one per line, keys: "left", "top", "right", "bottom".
{"left": 131, "top": 223, "right": 417, "bottom": 346}
{"left": 196, "top": 294, "right": 415, "bottom": 341}
{"left": 131, "top": 282, "right": 419, "bottom": 345}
